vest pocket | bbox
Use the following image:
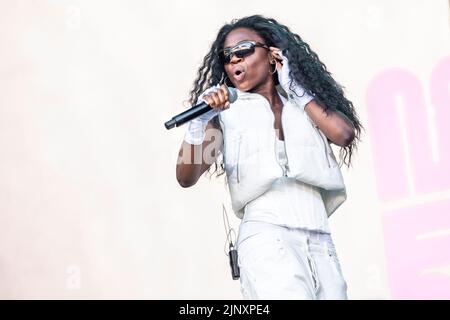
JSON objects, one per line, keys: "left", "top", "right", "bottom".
{"left": 224, "top": 132, "right": 242, "bottom": 184}
{"left": 314, "top": 125, "right": 332, "bottom": 168}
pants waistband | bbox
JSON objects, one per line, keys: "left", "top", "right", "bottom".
{"left": 238, "top": 220, "right": 332, "bottom": 245}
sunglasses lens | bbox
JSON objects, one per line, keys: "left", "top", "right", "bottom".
{"left": 234, "top": 48, "right": 254, "bottom": 58}
{"left": 221, "top": 53, "right": 231, "bottom": 64}
{"left": 221, "top": 46, "right": 255, "bottom": 64}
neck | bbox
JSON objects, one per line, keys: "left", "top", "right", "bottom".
{"left": 250, "top": 80, "right": 282, "bottom": 109}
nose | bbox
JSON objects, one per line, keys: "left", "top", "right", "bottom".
{"left": 229, "top": 54, "right": 243, "bottom": 64}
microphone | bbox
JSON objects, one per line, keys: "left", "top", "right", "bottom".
{"left": 164, "top": 86, "right": 238, "bottom": 130}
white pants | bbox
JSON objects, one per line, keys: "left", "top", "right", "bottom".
{"left": 236, "top": 221, "right": 348, "bottom": 300}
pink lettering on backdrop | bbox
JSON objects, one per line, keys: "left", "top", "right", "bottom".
{"left": 366, "top": 56, "right": 450, "bottom": 299}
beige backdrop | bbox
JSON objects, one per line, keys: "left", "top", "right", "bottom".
{"left": 0, "top": 0, "right": 449, "bottom": 299}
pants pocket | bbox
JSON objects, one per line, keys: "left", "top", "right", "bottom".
{"left": 327, "top": 250, "right": 348, "bottom": 294}
{"left": 237, "top": 229, "right": 286, "bottom": 278}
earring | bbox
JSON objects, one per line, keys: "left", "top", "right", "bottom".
{"left": 270, "top": 61, "right": 277, "bottom": 75}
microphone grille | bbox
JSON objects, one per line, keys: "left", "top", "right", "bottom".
{"left": 227, "top": 87, "right": 238, "bottom": 103}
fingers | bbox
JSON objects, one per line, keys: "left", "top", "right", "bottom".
{"left": 202, "top": 85, "right": 230, "bottom": 110}
{"left": 269, "top": 47, "right": 286, "bottom": 62}
{"left": 269, "top": 47, "right": 284, "bottom": 71}
{"left": 219, "top": 84, "right": 231, "bottom": 109}
{"left": 269, "top": 47, "right": 282, "bottom": 59}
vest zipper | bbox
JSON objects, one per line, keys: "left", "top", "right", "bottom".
{"left": 236, "top": 134, "right": 241, "bottom": 183}
{"left": 274, "top": 136, "right": 288, "bottom": 177}
{"left": 280, "top": 104, "right": 289, "bottom": 177}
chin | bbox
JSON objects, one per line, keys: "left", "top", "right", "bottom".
{"left": 233, "top": 82, "right": 251, "bottom": 92}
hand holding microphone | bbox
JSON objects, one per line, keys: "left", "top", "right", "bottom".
{"left": 197, "top": 83, "right": 233, "bottom": 118}
{"left": 164, "top": 84, "right": 236, "bottom": 129}
{"left": 164, "top": 84, "right": 237, "bottom": 145}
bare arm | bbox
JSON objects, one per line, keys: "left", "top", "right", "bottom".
{"left": 268, "top": 47, "right": 355, "bottom": 147}
{"left": 175, "top": 84, "right": 232, "bottom": 187}
{"left": 176, "top": 120, "right": 223, "bottom": 187}
{"left": 304, "top": 100, "right": 355, "bottom": 147}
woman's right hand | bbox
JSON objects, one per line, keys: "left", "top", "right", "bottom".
{"left": 184, "top": 84, "right": 230, "bottom": 145}
{"left": 200, "top": 84, "right": 231, "bottom": 111}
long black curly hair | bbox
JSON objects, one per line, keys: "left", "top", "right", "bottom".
{"left": 187, "top": 14, "right": 364, "bottom": 180}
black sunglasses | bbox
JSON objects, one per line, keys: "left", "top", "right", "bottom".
{"left": 219, "top": 40, "right": 269, "bottom": 64}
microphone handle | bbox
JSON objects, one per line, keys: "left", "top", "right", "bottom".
{"left": 165, "top": 86, "right": 237, "bottom": 130}
{"left": 164, "top": 102, "right": 212, "bottom": 130}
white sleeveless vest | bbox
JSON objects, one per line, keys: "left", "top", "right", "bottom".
{"left": 218, "top": 85, "right": 347, "bottom": 219}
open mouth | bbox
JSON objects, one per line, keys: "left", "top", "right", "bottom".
{"left": 233, "top": 68, "right": 246, "bottom": 82}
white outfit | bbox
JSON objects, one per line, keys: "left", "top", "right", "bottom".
{"left": 236, "top": 136, "right": 347, "bottom": 299}
{"left": 218, "top": 86, "right": 347, "bottom": 220}
{"left": 218, "top": 85, "right": 348, "bottom": 300}
{"left": 241, "top": 136, "right": 331, "bottom": 234}
{"left": 236, "top": 221, "right": 348, "bottom": 300}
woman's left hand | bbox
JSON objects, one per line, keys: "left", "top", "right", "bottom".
{"left": 269, "top": 46, "right": 315, "bottom": 109}
{"left": 269, "top": 47, "right": 291, "bottom": 90}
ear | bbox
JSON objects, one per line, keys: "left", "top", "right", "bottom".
{"left": 268, "top": 52, "right": 276, "bottom": 64}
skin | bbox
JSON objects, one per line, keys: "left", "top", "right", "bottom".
{"left": 176, "top": 27, "right": 355, "bottom": 187}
